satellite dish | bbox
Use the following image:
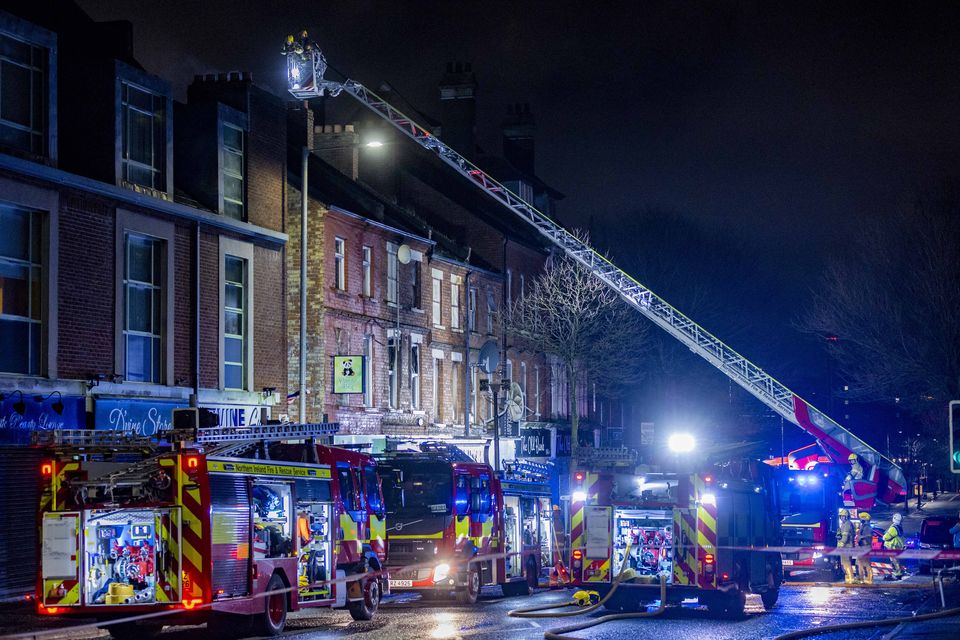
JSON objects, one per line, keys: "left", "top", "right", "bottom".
{"left": 506, "top": 382, "right": 525, "bottom": 421}
{"left": 478, "top": 340, "right": 499, "bottom": 375}
{"left": 397, "top": 244, "right": 412, "bottom": 265}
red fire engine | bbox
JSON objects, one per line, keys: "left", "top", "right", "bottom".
{"left": 377, "top": 442, "right": 551, "bottom": 602}
{"left": 569, "top": 461, "right": 783, "bottom": 616}
{"left": 36, "top": 423, "right": 387, "bottom": 638}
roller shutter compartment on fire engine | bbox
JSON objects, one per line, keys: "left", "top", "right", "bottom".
{"left": 584, "top": 506, "right": 612, "bottom": 559}
{"left": 211, "top": 475, "right": 251, "bottom": 597}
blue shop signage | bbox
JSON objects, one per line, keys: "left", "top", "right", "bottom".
{"left": 0, "top": 395, "right": 85, "bottom": 443}
{"left": 94, "top": 399, "right": 187, "bottom": 436}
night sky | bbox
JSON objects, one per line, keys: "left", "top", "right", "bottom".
{"left": 76, "top": 0, "right": 960, "bottom": 439}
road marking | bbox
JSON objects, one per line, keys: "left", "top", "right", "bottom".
{"left": 527, "top": 620, "right": 540, "bottom": 628}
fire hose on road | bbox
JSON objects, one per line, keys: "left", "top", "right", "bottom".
{"left": 507, "top": 542, "right": 669, "bottom": 640}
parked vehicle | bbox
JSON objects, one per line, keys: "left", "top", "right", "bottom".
{"left": 914, "top": 515, "right": 959, "bottom": 573}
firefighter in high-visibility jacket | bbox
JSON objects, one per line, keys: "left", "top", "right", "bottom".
{"left": 837, "top": 509, "right": 856, "bottom": 583}
{"left": 883, "top": 512, "right": 906, "bottom": 580}
{"left": 856, "top": 511, "right": 873, "bottom": 584}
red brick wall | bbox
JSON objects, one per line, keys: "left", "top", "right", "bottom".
{"left": 197, "top": 231, "right": 220, "bottom": 389}
{"left": 173, "top": 225, "right": 193, "bottom": 386}
{"left": 57, "top": 189, "right": 114, "bottom": 379}
{"left": 246, "top": 87, "right": 286, "bottom": 233}
{"left": 253, "top": 244, "right": 286, "bottom": 398}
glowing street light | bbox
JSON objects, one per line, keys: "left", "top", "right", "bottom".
{"left": 668, "top": 432, "right": 696, "bottom": 454}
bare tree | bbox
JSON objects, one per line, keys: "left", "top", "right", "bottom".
{"left": 504, "top": 244, "right": 649, "bottom": 478}
{"left": 800, "top": 187, "right": 960, "bottom": 472}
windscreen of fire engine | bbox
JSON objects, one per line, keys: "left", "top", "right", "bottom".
{"left": 613, "top": 509, "right": 674, "bottom": 583}
{"left": 381, "top": 461, "right": 452, "bottom": 516}
{"left": 82, "top": 509, "right": 173, "bottom": 605}
{"left": 779, "top": 479, "right": 831, "bottom": 515}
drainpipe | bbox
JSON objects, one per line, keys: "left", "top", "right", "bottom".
{"left": 463, "top": 269, "right": 472, "bottom": 437}
{"left": 192, "top": 221, "right": 200, "bottom": 407}
{"left": 299, "top": 146, "right": 309, "bottom": 423}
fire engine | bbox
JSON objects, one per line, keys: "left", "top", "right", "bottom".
{"left": 377, "top": 442, "right": 552, "bottom": 602}
{"left": 568, "top": 461, "right": 783, "bottom": 616}
{"left": 776, "top": 465, "right": 846, "bottom": 577}
{"left": 36, "top": 422, "right": 387, "bottom": 638}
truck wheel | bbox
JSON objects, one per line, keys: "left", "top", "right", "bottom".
{"left": 253, "top": 574, "right": 287, "bottom": 636}
{"left": 348, "top": 577, "right": 380, "bottom": 621}
{"left": 456, "top": 569, "right": 480, "bottom": 604}
{"left": 762, "top": 564, "right": 780, "bottom": 610}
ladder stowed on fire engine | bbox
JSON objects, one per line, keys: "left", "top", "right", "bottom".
{"left": 282, "top": 33, "right": 905, "bottom": 507}
{"left": 36, "top": 421, "right": 388, "bottom": 635}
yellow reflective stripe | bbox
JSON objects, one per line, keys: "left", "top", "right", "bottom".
{"left": 59, "top": 583, "right": 80, "bottom": 605}
{"left": 585, "top": 558, "right": 610, "bottom": 583}
{"left": 571, "top": 505, "right": 584, "bottom": 550}
{"left": 455, "top": 515, "right": 469, "bottom": 543}
{"left": 370, "top": 514, "right": 386, "bottom": 546}
{"left": 182, "top": 539, "right": 202, "bottom": 573}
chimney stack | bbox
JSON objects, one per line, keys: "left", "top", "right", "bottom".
{"left": 501, "top": 102, "right": 535, "bottom": 176}
{"left": 438, "top": 61, "right": 477, "bottom": 158}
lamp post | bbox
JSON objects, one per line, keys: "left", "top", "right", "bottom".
{"left": 299, "top": 139, "right": 384, "bottom": 423}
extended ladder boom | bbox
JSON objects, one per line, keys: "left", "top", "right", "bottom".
{"left": 283, "top": 35, "right": 905, "bottom": 502}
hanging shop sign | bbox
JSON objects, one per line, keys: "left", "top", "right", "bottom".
{"left": 94, "top": 399, "right": 187, "bottom": 436}
{"left": 0, "top": 395, "right": 85, "bottom": 443}
{"left": 333, "top": 355, "right": 364, "bottom": 394}
{"left": 519, "top": 427, "right": 552, "bottom": 457}
{"left": 199, "top": 403, "right": 269, "bottom": 427}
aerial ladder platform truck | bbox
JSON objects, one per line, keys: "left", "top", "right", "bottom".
{"left": 281, "top": 32, "right": 905, "bottom": 509}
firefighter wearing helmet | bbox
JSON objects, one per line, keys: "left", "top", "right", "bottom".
{"left": 883, "top": 512, "right": 907, "bottom": 580}
{"left": 844, "top": 453, "right": 863, "bottom": 495}
{"left": 836, "top": 508, "right": 856, "bottom": 583}
{"left": 856, "top": 512, "right": 873, "bottom": 584}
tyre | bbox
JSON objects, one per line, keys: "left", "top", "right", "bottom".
{"left": 456, "top": 569, "right": 480, "bottom": 604}
{"left": 348, "top": 576, "right": 380, "bottom": 621}
{"left": 109, "top": 622, "right": 163, "bottom": 640}
{"left": 762, "top": 564, "right": 781, "bottom": 610}
{"left": 253, "top": 574, "right": 287, "bottom": 636}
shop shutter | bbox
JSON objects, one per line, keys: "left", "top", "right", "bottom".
{"left": 209, "top": 474, "right": 250, "bottom": 597}
{"left": 0, "top": 447, "right": 45, "bottom": 600}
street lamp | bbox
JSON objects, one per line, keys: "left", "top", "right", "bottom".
{"left": 668, "top": 432, "right": 696, "bottom": 454}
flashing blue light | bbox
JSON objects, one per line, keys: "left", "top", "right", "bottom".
{"left": 798, "top": 476, "right": 807, "bottom": 486}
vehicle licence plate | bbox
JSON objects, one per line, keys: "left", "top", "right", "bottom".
{"left": 390, "top": 580, "right": 413, "bottom": 587}
{"left": 782, "top": 560, "right": 794, "bottom": 566}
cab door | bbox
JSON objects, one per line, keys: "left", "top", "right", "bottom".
{"left": 335, "top": 464, "right": 363, "bottom": 563}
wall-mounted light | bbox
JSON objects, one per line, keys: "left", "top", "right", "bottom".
{"left": 33, "top": 391, "right": 64, "bottom": 415}
{"left": 0, "top": 390, "right": 27, "bottom": 415}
